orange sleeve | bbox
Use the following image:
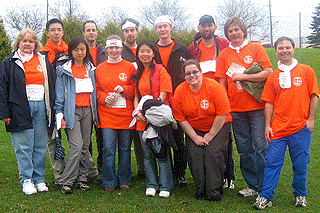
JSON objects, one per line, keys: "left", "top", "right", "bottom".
{"left": 172, "top": 83, "right": 187, "bottom": 122}
{"left": 159, "top": 67, "right": 173, "bottom": 93}
{"left": 95, "top": 63, "right": 109, "bottom": 105}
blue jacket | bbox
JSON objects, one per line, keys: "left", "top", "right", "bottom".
{"left": 0, "top": 52, "right": 56, "bottom": 132}
{"left": 54, "top": 60, "right": 98, "bottom": 129}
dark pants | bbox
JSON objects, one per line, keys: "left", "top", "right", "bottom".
{"left": 186, "top": 122, "right": 231, "bottom": 201}
{"left": 95, "top": 126, "right": 103, "bottom": 171}
{"left": 224, "top": 127, "right": 235, "bottom": 181}
{"left": 172, "top": 126, "right": 187, "bottom": 179}
{"left": 132, "top": 130, "right": 145, "bottom": 175}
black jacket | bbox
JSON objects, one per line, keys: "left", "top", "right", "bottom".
{"left": 0, "top": 52, "right": 56, "bottom": 132}
{"left": 121, "top": 44, "right": 137, "bottom": 63}
{"left": 154, "top": 39, "right": 191, "bottom": 93}
{"left": 89, "top": 42, "right": 108, "bottom": 66}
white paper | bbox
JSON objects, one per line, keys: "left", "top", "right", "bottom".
{"left": 200, "top": 60, "right": 216, "bottom": 74}
{"left": 75, "top": 78, "right": 94, "bottom": 93}
{"left": 226, "top": 63, "right": 246, "bottom": 77}
{"left": 26, "top": 84, "right": 44, "bottom": 101}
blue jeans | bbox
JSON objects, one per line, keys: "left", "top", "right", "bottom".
{"left": 260, "top": 126, "right": 312, "bottom": 200}
{"left": 101, "top": 129, "right": 132, "bottom": 188}
{"left": 11, "top": 100, "right": 48, "bottom": 184}
{"left": 139, "top": 131, "right": 173, "bottom": 192}
{"left": 231, "top": 109, "right": 267, "bottom": 192}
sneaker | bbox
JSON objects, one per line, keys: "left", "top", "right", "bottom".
{"left": 36, "top": 183, "right": 49, "bottom": 192}
{"left": 146, "top": 188, "right": 156, "bottom": 197}
{"left": 175, "top": 176, "right": 188, "bottom": 187}
{"left": 229, "top": 180, "right": 235, "bottom": 189}
{"left": 223, "top": 179, "right": 229, "bottom": 188}
{"left": 61, "top": 185, "right": 72, "bottom": 194}
{"left": 295, "top": 196, "right": 307, "bottom": 207}
{"left": 22, "top": 179, "right": 37, "bottom": 195}
{"left": 88, "top": 175, "right": 102, "bottom": 183}
{"left": 104, "top": 187, "right": 116, "bottom": 193}
{"left": 76, "top": 181, "right": 91, "bottom": 191}
{"left": 120, "top": 185, "right": 130, "bottom": 191}
{"left": 253, "top": 196, "right": 272, "bottom": 209}
{"left": 239, "top": 187, "right": 258, "bottom": 197}
{"left": 159, "top": 191, "right": 170, "bottom": 198}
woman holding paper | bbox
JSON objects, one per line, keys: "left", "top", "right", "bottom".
{"left": 54, "top": 36, "right": 98, "bottom": 194}
{"left": 95, "top": 35, "right": 135, "bottom": 193}
{"left": 0, "top": 29, "right": 55, "bottom": 195}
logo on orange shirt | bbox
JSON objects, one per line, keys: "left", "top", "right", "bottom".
{"left": 244, "top": 55, "right": 253, "bottom": 64}
{"left": 293, "top": 77, "right": 302, "bottom": 87}
{"left": 37, "top": 65, "right": 43, "bottom": 72}
{"left": 119, "top": 73, "right": 127, "bottom": 82}
{"left": 200, "top": 100, "right": 209, "bottom": 110}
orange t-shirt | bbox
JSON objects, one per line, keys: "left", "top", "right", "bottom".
{"left": 95, "top": 60, "right": 136, "bottom": 129}
{"left": 198, "top": 40, "right": 217, "bottom": 80}
{"left": 71, "top": 65, "right": 91, "bottom": 107}
{"left": 261, "top": 63, "right": 319, "bottom": 139}
{"left": 24, "top": 55, "right": 44, "bottom": 85}
{"left": 135, "top": 67, "right": 173, "bottom": 131}
{"left": 89, "top": 46, "right": 97, "bottom": 66}
{"left": 173, "top": 77, "right": 231, "bottom": 132}
{"left": 130, "top": 47, "right": 137, "bottom": 56}
{"left": 215, "top": 42, "right": 272, "bottom": 112}
{"left": 157, "top": 40, "right": 175, "bottom": 68}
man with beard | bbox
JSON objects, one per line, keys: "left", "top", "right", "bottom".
{"left": 120, "top": 18, "right": 140, "bottom": 69}
{"left": 120, "top": 18, "right": 145, "bottom": 178}
{"left": 189, "top": 15, "right": 235, "bottom": 190}
{"left": 189, "top": 15, "right": 229, "bottom": 80}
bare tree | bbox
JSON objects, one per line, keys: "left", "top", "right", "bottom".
{"left": 4, "top": 4, "right": 46, "bottom": 37}
{"left": 140, "top": 0, "right": 192, "bottom": 31}
{"left": 99, "top": 5, "right": 130, "bottom": 27}
{"left": 215, "top": 0, "right": 276, "bottom": 42}
{"left": 50, "top": 0, "right": 89, "bottom": 21}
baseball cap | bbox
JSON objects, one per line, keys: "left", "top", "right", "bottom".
{"left": 199, "top": 15, "right": 215, "bottom": 25}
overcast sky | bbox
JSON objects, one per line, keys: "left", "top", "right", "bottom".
{"left": 0, "top": 0, "right": 319, "bottom": 42}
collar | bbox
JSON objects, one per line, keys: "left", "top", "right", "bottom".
{"left": 107, "top": 56, "right": 123, "bottom": 64}
{"left": 278, "top": 59, "right": 298, "bottom": 72}
{"left": 229, "top": 39, "right": 249, "bottom": 53}
{"left": 17, "top": 49, "right": 34, "bottom": 63}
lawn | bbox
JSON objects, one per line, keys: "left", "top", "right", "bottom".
{"left": 0, "top": 48, "right": 320, "bottom": 212}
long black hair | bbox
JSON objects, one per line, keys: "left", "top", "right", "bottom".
{"left": 68, "top": 36, "right": 91, "bottom": 64}
{"left": 135, "top": 40, "right": 156, "bottom": 76}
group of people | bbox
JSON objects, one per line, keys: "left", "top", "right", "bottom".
{"left": 0, "top": 13, "right": 318, "bottom": 210}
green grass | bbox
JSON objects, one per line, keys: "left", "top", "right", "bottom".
{"left": 1, "top": 48, "right": 320, "bottom": 212}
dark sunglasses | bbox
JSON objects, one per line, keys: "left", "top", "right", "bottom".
{"left": 185, "top": 70, "right": 200, "bottom": 77}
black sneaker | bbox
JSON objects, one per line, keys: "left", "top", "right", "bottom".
{"left": 176, "top": 176, "right": 188, "bottom": 187}
{"left": 77, "top": 181, "right": 91, "bottom": 191}
{"left": 61, "top": 185, "right": 72, "bottom": 194}
{"left": 88, "top": 175, "right": 102, "bottom": 183}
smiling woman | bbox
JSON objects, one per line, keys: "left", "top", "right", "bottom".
{"left": 0, "top": 28, "right": 55, "bottom": 195}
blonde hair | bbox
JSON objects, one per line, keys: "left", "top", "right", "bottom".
{"left": 11, "top": 29, "right": 42, "bottom": 53}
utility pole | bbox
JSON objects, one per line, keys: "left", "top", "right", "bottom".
{"left": 299, "top": 12, "right": 302, "bottom": 48}
{"left": 269, "top": 0, "right": 273, "bottom": 47}
{"left": 47, "top": 0, "right": 49, "bottom": 22}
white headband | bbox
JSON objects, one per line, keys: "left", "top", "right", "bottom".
{"left": 122, "top": 20, "right": 137, "bottom": 30}
{"left": 154, "top": 15, "right": 174, "bottom": 27}
{"left": 105, "top": 39, "right": 123, "bottom": 48}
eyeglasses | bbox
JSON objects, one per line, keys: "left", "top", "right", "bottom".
{"left": 184, "top": 70, "right": 200, "bottom": 77}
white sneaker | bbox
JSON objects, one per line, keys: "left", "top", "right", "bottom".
{"left": 36, "top": 183, "right": 49, "bottom": 192}
{"left": 239, "top": 187, "right": 258, "bottom": 197}
{"left": 159, "top": 191, "right": 170, "bottom": 198}
{"left": 223, "top": 179, "right": 228, "bottom": 188}
{"left": 22, "top": 179, "right": 37, "bottom": 195}
{"left": 229, "top": 180, "right": 235, "bottom": 189}
{"left": 295, "top": 196, "right": 307, "bottom": 207}
{"left": 146, "top": 188, "right": 156, "bottom": 197}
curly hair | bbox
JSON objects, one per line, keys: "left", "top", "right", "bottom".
{"left": 11, "top": 29, "right": 42, "bottom": 53}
